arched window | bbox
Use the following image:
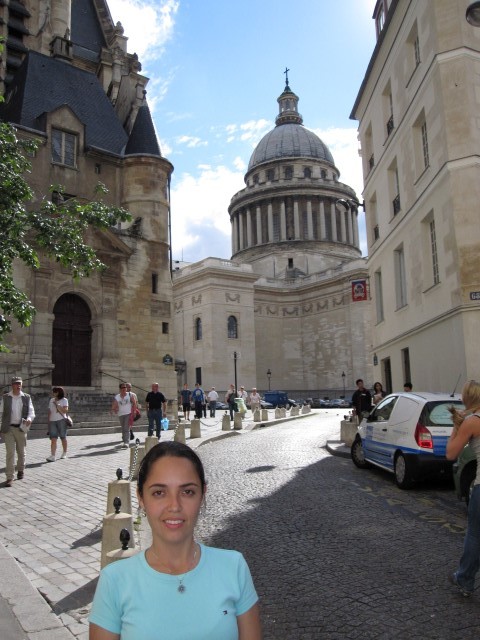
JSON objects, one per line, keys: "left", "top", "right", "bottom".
{"left": 321, "top": 169, "right": 327, "bottom": 179}
{"left": 195, "top": 317, "right": 202, "bottom": 341}
{"left": 227, "top": 315, "right": 238, "bottom": 339}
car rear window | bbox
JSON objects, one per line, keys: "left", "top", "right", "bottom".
{"left": 424, "top": 401, "right": 464, "bottom": 426}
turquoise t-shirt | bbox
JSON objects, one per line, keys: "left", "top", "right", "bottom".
{"left": 89, "top": 544, "right": 258, "bottom": 639}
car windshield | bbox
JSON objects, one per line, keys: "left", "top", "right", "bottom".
{"left": 424, "top": 401, "right": 465, "bottom": 426}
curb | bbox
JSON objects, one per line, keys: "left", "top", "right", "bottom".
{"left": 326, "top": 440, "right": 351, "bottom": 458}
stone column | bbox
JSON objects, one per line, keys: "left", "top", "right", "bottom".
{"left": 307, "top": 200, "right": 313, "bottom": 239}
{"left": 330, "top": 201, "right": 337, "bottom": 242}
{"left": 232, "top": 215, "right": 238, "bottom": 253}
{"left": 340, "top": 206, "right": 347, "bottom": 243}
{"left": 267, "top": 202, "right": 273, "bottom": 242}
{"left": 294, "top": 200, "right": 300, "bottom": 239}
{"left": 246, "top": 208, "right": 252, "bottom": 248}
{"left": 280, "top": 200, "right": 287, "bottom": 240}
{"left": 238, "top": 211, "right": 244, "bottom": 250}
{"left": 256, "top": 205, "right": 262, "bottom": 245}
{"left": 320, "top": 200, "right": 326, "bottom": 240}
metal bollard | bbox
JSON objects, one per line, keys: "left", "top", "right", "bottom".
{"left": 190, "top": 419, "right": 201, "bottom": 438}
{"left": 101, "top": 497, "right": 135, "bottom": 568}
{"left": 174, "top": 422, "right": 186, "bottom": 444}
{"left": 222, "top": 413, "right": 231, "bottom": 431}
{"left": 106, "top": 468, "right": 132, "bottom": 515}
{"left": 105, "top": 528, "right": 139, "bottom": 566}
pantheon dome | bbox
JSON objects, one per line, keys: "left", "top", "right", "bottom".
{"left": 229, "top": 80, "right": 361, "bottom": 278}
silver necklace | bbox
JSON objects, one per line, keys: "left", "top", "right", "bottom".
{"left": 150, "top": 543, "right": 198, "bottom": 593}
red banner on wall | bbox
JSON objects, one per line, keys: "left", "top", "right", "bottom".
{"left": 351, "top": 279, "right": 368, "bottom": 301}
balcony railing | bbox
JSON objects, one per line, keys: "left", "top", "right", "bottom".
{"left": 386, "top": 115, "right": 394, "bottom": 136}
{"left": 392, "top": 194, "right": 401, "bottom": 215}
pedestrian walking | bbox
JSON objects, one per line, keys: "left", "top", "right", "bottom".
{"left": 191, "top": 383, "right": 205, "bottom": 419}
{"left": 46, "top": 386, "right": 69, "bottom": 462}
{"left": 226, "top": 384, "right": 236, "bottom": 421}
{"left": 249, "top": 388, "right": 261, "bottom": 413}
{"left": 180, "top": 384, "right": 191, "bottom": 421}
{"left": 372, "top": 381, "right": 386, "bottom": 405}
{"left": 146, "top": 383, "right": 167, "bottom": 440}
{"left": 351, "top": 379, "right": 372, "bottom": 421}
{"left": 1, "top": 376, "right": 35, "bottom": 486}
{"left": 89, "top": 441, "right": 262, "bottom": 639}
{"left": 207, "top": 386, "right": 218, "bottom": 417}
{"left": 112, "top": 382, "right": 136, "bottom": 448}
{"left": 446, "top": 379, "right": 480, "bottom": 597}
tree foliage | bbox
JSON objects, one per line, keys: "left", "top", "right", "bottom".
{"left": 0, "top": 121, "right": 131, "bottom": 350}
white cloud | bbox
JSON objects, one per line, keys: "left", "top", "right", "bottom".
{"left": 171, "top": 165, "right": 245, "bottom": 262}
{"left": 222, "top": 119, "right": 271, "bottom": 146}
{"left": 107, "top": 0, "right": 179, "bottom": 64}
{"left": 176, "top": 135, "right": 208, "bottom": 148}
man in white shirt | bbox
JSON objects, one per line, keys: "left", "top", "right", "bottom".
{"left": 1, "top": 376, "right": 35, "bottom": 487}
{"left": 207, "top": 386, "right": 219, "bottom": 417}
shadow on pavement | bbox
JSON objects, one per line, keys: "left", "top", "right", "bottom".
{"left": 70, "top": 527, "right": 102, "bottom": 549}
{"left": 246, "top": 465, "right": 276, "bottom": 473}
{"left": 51, "top": 577, "right": 99, "bottom": 615}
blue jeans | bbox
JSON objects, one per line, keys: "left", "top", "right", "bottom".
{"left": 148, "top": 409, "right": 163, "bottom": 438}
{"left": 456, "top": 484, "right": 480, "bottom": 592}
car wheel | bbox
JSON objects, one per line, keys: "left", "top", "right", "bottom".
{"left": 394, "top": 452, "right": 414, "bottom": 490}
{"left": 351, "top": 436, "right": 371, "bottom": 469}
{"left": 461, "top": 463, "right": 476, "bottom": 506}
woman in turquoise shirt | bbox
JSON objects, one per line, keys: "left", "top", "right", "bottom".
{"left": 89, "top": 441, "right": 262, "bottom": 639}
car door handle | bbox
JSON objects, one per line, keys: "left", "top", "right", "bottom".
{"left": 382, "top": 428, "right": 387, "bottom": 431}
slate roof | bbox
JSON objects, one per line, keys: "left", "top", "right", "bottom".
{"left": 125, "top": 104, "right": 162, "bottom": 157}
{"left": 71, "top": 0, "right": 107, "bottom": 63}
{"left": 1, "top": 50, "right": 128, "bottom": 155}
{"left": 248, "top": 123, "right": 335, "bottom": 171}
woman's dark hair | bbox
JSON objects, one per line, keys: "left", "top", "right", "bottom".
{"left": 52, "top": 386, "right": 65, "bottom": 399}
{"left": 373, "top": 382, "right": 383, "bottom": 392}
{"left": 138, "top": 441, "right": 207, "bottom": 497}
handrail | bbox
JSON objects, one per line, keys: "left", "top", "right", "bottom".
{"left": 98, "top": 370, "right": 150, "bottom": 395}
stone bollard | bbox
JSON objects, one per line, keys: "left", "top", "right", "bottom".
{"left": 144, "top": 435, "right": 158, "bottom": 455}
{"left": 340, "top": 419, "right": 358, "bottom": 447}
{"left": 233, "top": 413, "right": 243, "bottom": 430}
{"left": 290, "top": 406, "right": 300, "bottom": 416}
{"left": 129, "top": 441, "right": 145, "bottom": 481}
{"left": 302, "top": 404, "right": 310, "bottom": 414}
{"left": 190, "top": 418, "right": 202, "bottom": 438}
{"left": 253, "top": 408, "right": 261, "bottom": 422}
{"left": 174, "top": 422, "right": 186, "bottom": 444}
{"left": 106, "top": 468, "right": 132, "bottom": 516}
{"left": 280, "top": 407, "right": 287, "bottom": 418}
{"left": 101, "top": 497, "right": 135, "bottom": 568}
{"left": 105, "top": 528, "right": 139, "bottom": 566}
{"left": 275, "top": 408, "right": 282, "bottom": 419}
{"left": 222, "top": 413, "right": 231, "bottom": 431}
{"left": 261, "top": 409, "right": 269, "bottom": 421}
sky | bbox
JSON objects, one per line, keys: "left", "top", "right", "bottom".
{"left": 107, "top": 0, "right": 378, "bottom": 263}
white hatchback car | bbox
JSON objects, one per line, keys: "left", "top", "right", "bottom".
{"left": 351, "top": 392, "right": 464, "bottom": 489}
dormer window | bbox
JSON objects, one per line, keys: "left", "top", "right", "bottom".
{"left": 52, "top": 128, "right": 77, "bottom": 167}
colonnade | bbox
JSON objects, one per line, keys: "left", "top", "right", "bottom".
{"left": 231, "top": 197, "right": 360, "bottom": 254}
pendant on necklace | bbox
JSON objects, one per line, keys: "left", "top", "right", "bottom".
{"left": 178, "top": 582, "right": 186, "bottom": 593}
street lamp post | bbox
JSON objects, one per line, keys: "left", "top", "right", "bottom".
{"left": 233, "top": 351, "right": 238, "bottom": 398}
{"left": 342, "top": 371, "right": 346, "bottom": 399}
{"left": 266, "top": 368, "right": 272, "bottom": 391}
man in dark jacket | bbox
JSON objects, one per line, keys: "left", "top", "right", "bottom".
{"left": 351, "top": 379, "right": 372, "bottom": 421}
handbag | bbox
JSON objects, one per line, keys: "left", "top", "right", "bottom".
{"left": 133, "top": 407, "right": 141, "bottom": 422}
{"left": 65, "top": 414, "right": 73, "bottom": 427}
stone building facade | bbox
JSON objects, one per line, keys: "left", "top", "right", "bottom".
{"left": 0, "top": 0, "right": 177, "bottom": 400}
{"left": 173, "top": 82, "right": 372, "bottom": 397}
{"left": 351, "top": 0, "right": 480, "bottom": 391}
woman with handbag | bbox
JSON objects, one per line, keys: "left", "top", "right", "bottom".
{"left": 46, "top": 386, "right": 69, "bottom": 462}
{"left": 112, "top": 383, "right": 137, "bottom": 449}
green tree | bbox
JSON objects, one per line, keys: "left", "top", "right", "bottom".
{"left": 0, "top": 121, "right": 131, "bottom": 350}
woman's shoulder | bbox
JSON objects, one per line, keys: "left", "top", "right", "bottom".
{"left": 101, "top": 551, "right": 144, "bottom": 579}
{"left": 201, "top": 544, "right": 246, "bottom": 566}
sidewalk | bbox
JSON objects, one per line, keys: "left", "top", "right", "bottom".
{"left": 0, "top": 409, "right": 341, "bottom": 638}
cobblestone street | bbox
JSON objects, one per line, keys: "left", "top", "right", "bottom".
{"left": 0, "top": 412, "right": 479, "bottom": 639}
